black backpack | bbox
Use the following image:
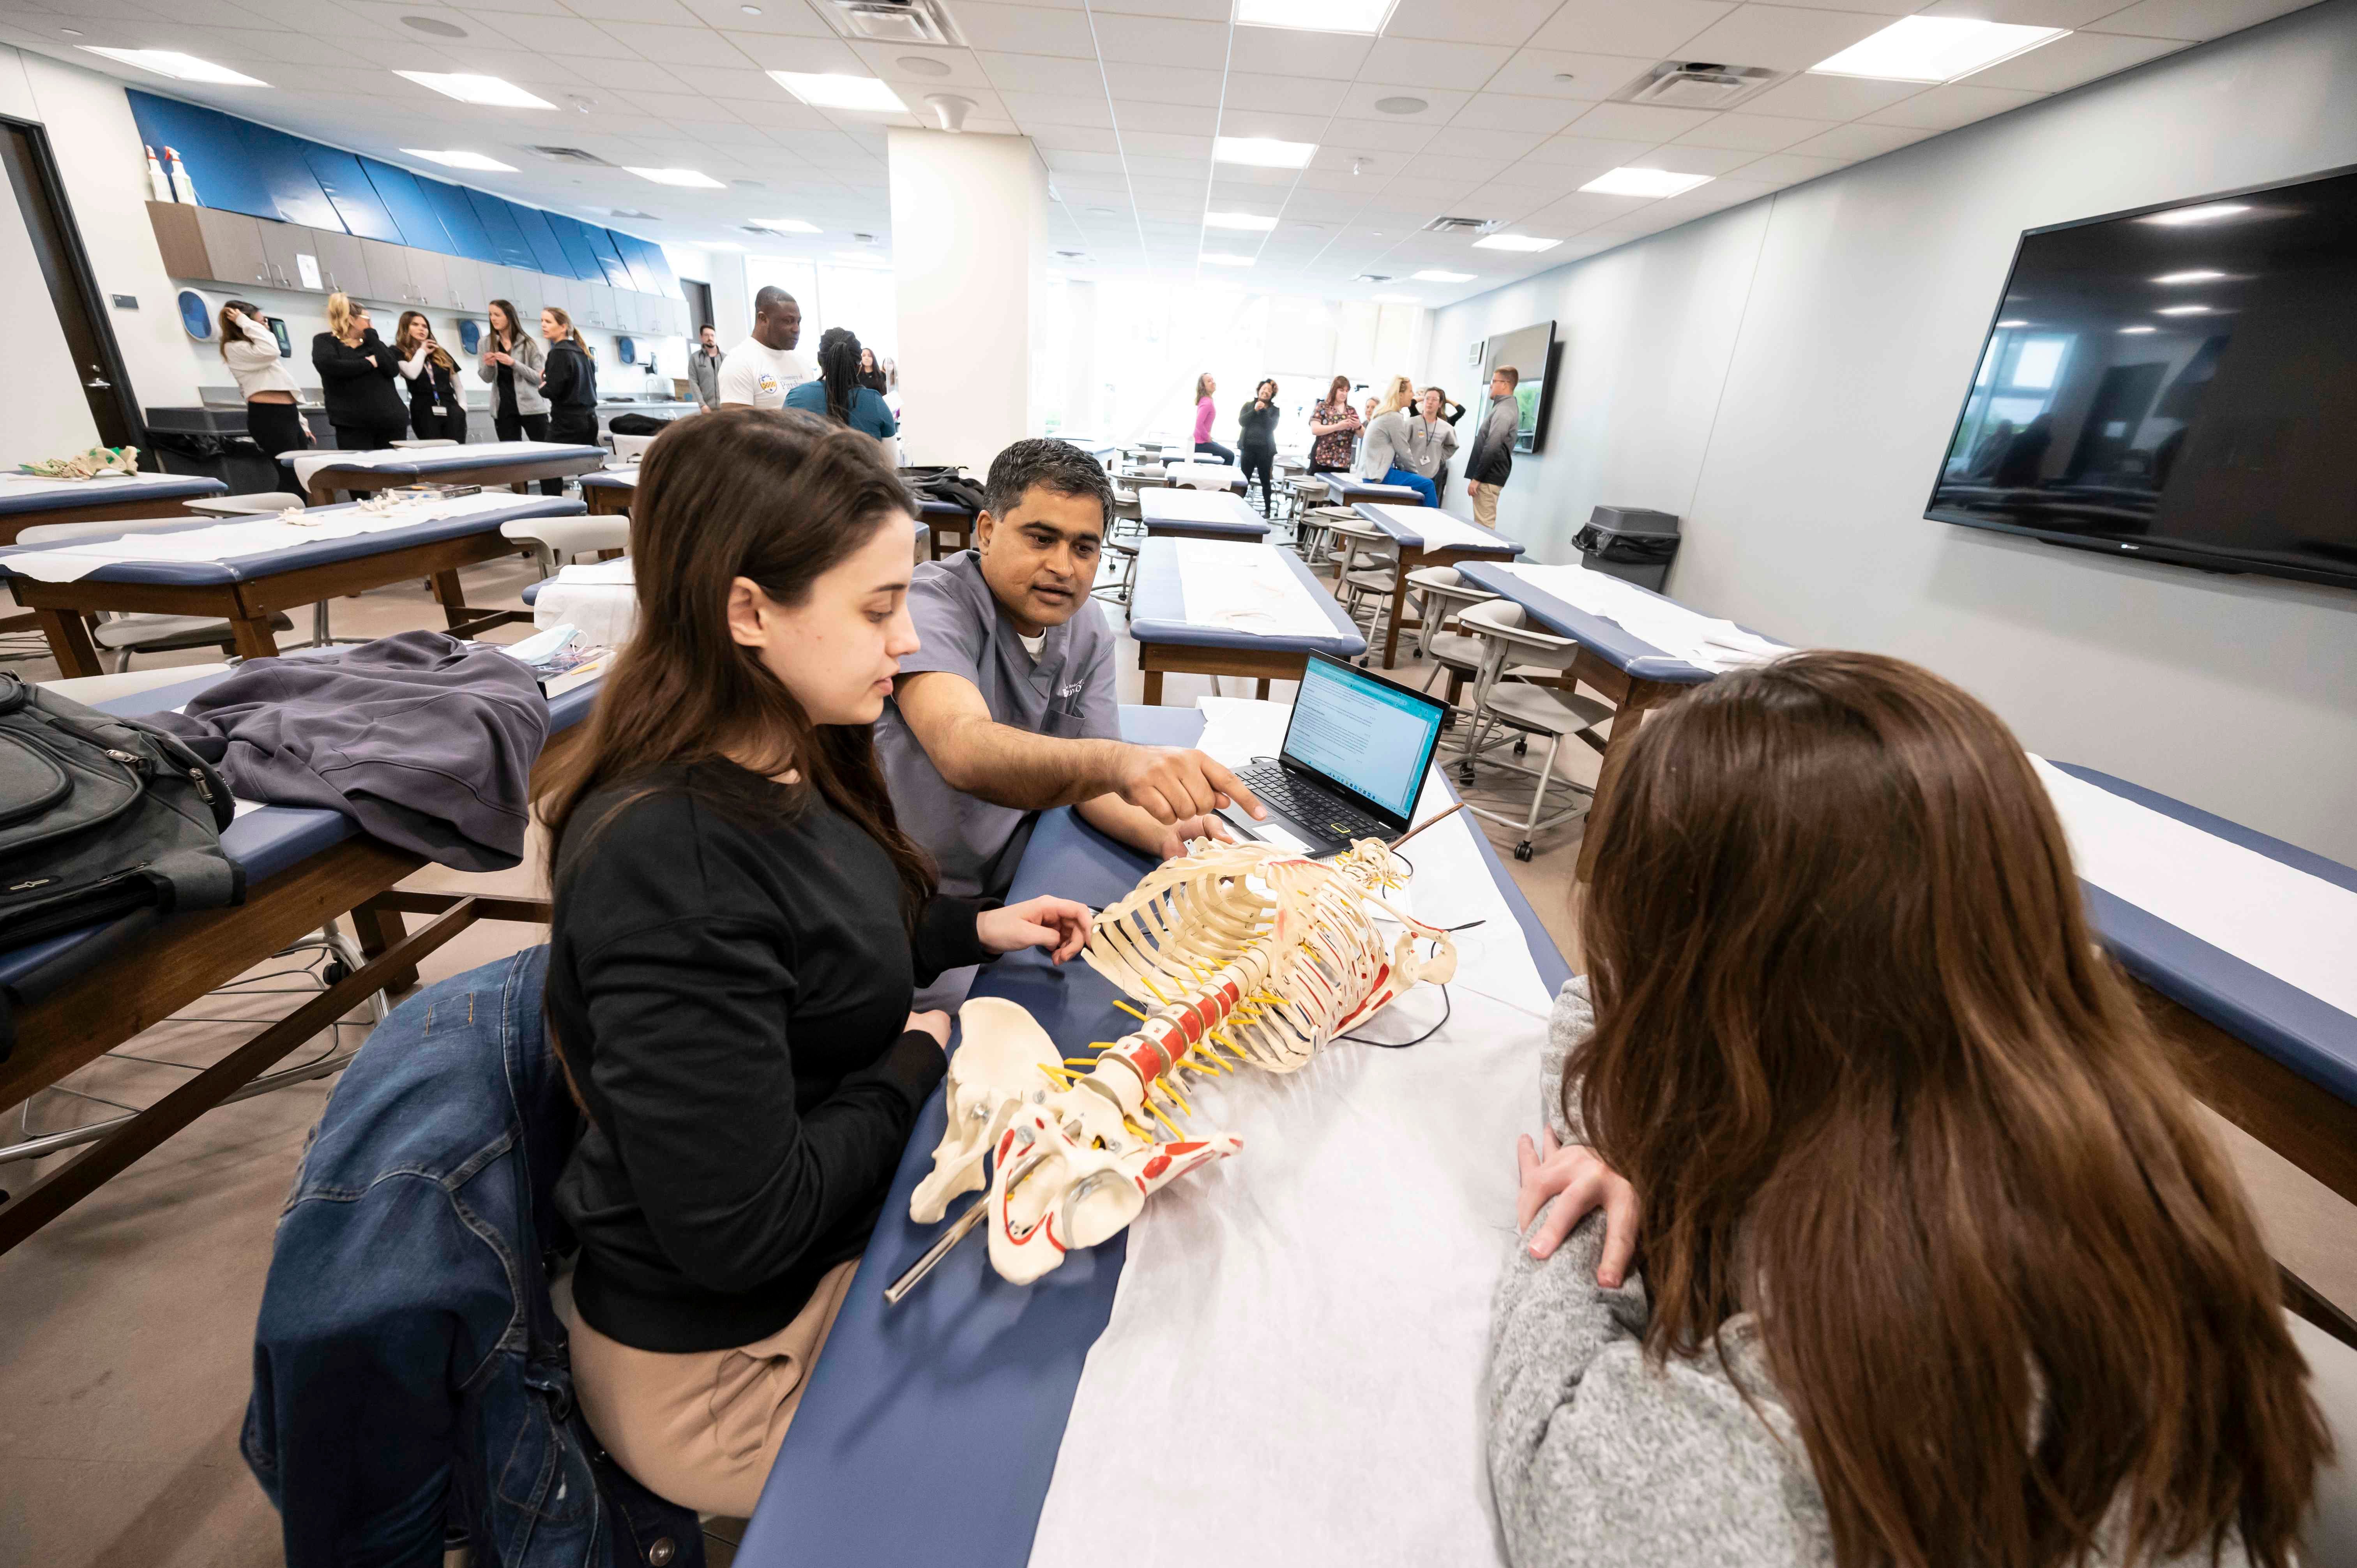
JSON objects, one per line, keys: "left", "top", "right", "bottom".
{"left": 0, "top": 672, "right": 242, "bottom": 1057}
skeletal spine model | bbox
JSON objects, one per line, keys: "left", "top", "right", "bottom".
{"left": 907, "top": 836, "right": 1458, "bottom": 1288}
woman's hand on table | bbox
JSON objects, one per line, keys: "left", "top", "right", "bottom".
{"left": 977, "top": 896, "right": 1091, "bottom": 963}
{"left": 1516, "top": 1126, "right": 1639, "bottom": 1287}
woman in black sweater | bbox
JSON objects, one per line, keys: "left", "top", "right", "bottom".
{"left": 310, "top": 293, "right": 408, "bottom": 452}
{"left": 1236, "top": 376, "right": 1280, "bottom": 514}
{"left": 535, "top": 408, "right": 1091, "bottom": 1517}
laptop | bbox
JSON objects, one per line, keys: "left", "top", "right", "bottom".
{"left": 1221, "top": 653, "right": 1450, "bottom": 857}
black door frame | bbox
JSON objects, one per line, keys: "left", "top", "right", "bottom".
{"left": 0, "top": 111, "right": 143, "bottom": 447}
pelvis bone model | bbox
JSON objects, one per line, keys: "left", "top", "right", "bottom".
{"left": 895, "top": 835, "right": 1457, "bottom": 1299}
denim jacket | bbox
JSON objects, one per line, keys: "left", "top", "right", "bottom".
{"left": 243, "top": 946, "right": 702, "bottom": 1568}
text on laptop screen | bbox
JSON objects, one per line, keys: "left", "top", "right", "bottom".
{"left": 1283, "top": 659, "right": 1442, "bottom": 820}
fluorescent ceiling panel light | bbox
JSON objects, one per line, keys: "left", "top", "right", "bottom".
{"left": 770, "top": 72, "right": 907, "bottom": 112}
{"left": 1412, "top": 269, "right": 1473, "bottom": 282}
{"left": 1995, "top": 318, "right": 2029, "bottom": 327}
{"left": 750, "top": 217, "right": 821, "bottom": 233}
{"left": 2142, "top": 203, "right": 2251, "bottom": 227}
{"left": 1201, "top": 253, "right": 1256, "bottom": 267}
{"left": 627, "top": 167, "right": 724, "bottom": 188}
{"left": 1809, "top": 18, "right": 2065, "bottom": 84}
{"left": 2153, "top": 269, "right": 2224, "bottom": 284}
{"left": 1235, "top": 0, "right": 1396, "bottom": 35}
{"left": 78, "top": 48, "right": 267, "bottom": 85}
{"left": 1472, "top": 234, "right": 1560, "bottom": 253}
{"left": 2156, "top": 304, "right": 2212, "bottom": 315}
{"left": 402, "top": 148, "right": 517, "bottom": 172}
{"left": 395, "top": 72, "right": 555, "bottom": 109}
{"left": 1580, "top": 167, "right": 1711, "bottom": 198}
{"left": 1214, "top": 136, "right": 1316, "bottom": 169}
{"left": 1204, "top": 211, "right": 1277, "bottom": 231}
{"left": 2118, "top": 325, "right": 2156, "bottom": 334}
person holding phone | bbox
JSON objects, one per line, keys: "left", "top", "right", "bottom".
{"left": 393, "top": 311, "right": 466, "bottom": 443}
{"left": 1236, "top": 377, "right": 1280, "bottom": 513}
{"left": 218, "top": 299, "right": 310, "bottom": 491}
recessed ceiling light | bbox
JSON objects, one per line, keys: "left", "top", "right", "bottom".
{"left": 742, "top": 3, "right": 762, "bottom": 11}
{"left": 1551, "top": 72, "right": 1576, "bottom": 83}
{"left": 1412, "top": 269, "right": 1474, "bottom": 282}
{"left": 1235, "top": 0, "right": 1395, "bottom": 35}
{"left": 401, "top": 14, "right": 467, "bottom": 37}
{"left": 402, "top": 148, "right": 517, "bottom": 172}
{"left": 2156, "top": 304, "right": 2213, "bottom": 315}
{"left": 1087, "top": 205, "right": 1120, "bottom": 217}
{"left": 769, "top": 72, "right": 907, "bottom": 112}
{"left": 1374, "top": 96, "right": 1427, "bottom": 115}
{"left": 898, "top": 55, "right": 953, "bottom": 76}
{"left": 2142, "top": 203, "right": 2251, "bottom": 227}
{"left": 77, "top": 48, "right": 267, "bottom": 85}
{"left": 1201, "top": 253, "right": 1256, "bottom": 267}
{"left": 626, "top": 166, "right": 725, "bottom": 188}
{"left": 2152, "top": 269, "right": 2224, "bottom": 284}
{"left": 1581, "top": 167, "right": 1711, "bottom": 198}
{"left": 2118, "top": 325, "right": 2156, "bottom": 334}
{"left": 1811, "top": 18, "right": 2066, "bottom": 84}
{"left": 1205, "top": 211, "right": 1277, "bottom": 231}
{"left": 1473, "top": 234, "right": 1560, "bottom": 252}
{"left": 59, "top": 27, "right": 81, "bottom": 36}
{"left": 1215, "top": 136, "right": 1316, "bottom": 169}
{"left": 750, "top": 217, "right": 820, "bottom": 233}
{"left": 1995, "top": 318, "right": 2029, "bottom": 327}
{"left": 394, "top": 72, "right": 556, "bottom": 109}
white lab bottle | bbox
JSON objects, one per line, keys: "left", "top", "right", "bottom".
{"left": 145, "top": 145, "right": 172, "bottom": 203}
{"left": 165, "top": 146, "right": 198, "bottom": 205}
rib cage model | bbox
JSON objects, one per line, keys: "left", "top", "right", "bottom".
{"left": 905, "top": 836, "right": 1458, "bottom": 1291}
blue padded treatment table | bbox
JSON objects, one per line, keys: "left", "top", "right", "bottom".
{"left": 742, "top": 703, "right": 1569, "bottom": 1568}
{"left": 1456, "top": 558, "right": 1718, "bottom": 686}
{"left": 516, "top": 520, "right": 927, "bottom": 610}
{"left": 0, "top": 472, "right": 229, "bottom": 544}
{"left": 579, "top": 468, "right": 635, "bottom": 517}
{"left": 1127, "top": 536, "right": 1364, "bottom": 705}
{"left": 1346, "top": 501, "right": 1522, "bottom": 671}
{"left": 0, "top": 494, "right": 583, "bottom": 675}
{"left": 297, "top": 441, "right": 608, "bottom": 505}
{"left": 1137, "top": 486, "right": 1269, "bottom": 540}
{"left": 1322, "top": 473, "right": 1426, "bottom": 507}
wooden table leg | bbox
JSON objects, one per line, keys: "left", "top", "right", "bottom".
{"left": 1255, "top": 678, "right": 1270, "bottom": 699}
{"left": 348, "top": 896, "right": 418, "bottom": 995}
{"left": 34, "top": 607, "right": 102, "bottom": 678}
{"left": 228, "top": 614, "right": 284, "bottom": 660}
{"left": 1143, "top": 668, "right": 1164, "bottom": 705}
{"left": 1382, "top": 555, "right": 1412, "bottom": 667}
{"left": 431, "top": 568, "right": 470, "bottom": 629}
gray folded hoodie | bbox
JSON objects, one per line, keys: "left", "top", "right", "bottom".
{"left": 152, "top": 631, "right": 549, "bottom": 871}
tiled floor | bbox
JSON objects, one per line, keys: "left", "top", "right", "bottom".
{"left": 0, "top": 519, "right": 2345, "bottom": 1564}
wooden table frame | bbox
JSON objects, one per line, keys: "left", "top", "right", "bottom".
{"left": 582, "top": 479, "right": 634, "bottom": 517}
{"left": 923, "top": 509, "right": 975, "bottom": 563}
{"left": 13, "top": 528, "right": 532, "bottom": 677}
{"left": 0, "top": 493, "right": 220, "bottom": 548}
{"left": 1375, "top": 542, "right": 1522, "bottom": 670}
{"left": 303, "top": 453, "right": 603, "bottom": 508}
{"left": 1136, "top": 641, "right": 1302, "bottom": 705}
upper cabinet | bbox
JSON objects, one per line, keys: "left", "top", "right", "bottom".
{"left": 421, "top": 176, "right": 498, "bottom": 264}
{"left": 509, "top": 203, "right": 573, "bottom": 279}
{"left": 543, "top": 213, "right": 606, "bottom": 282}
{"left": 467, "top": 190, "right": 540, "bottom": 272}
{"left": 357, "top": 158, "right": 451, "bottom": 253}
{"left": 302, "top": 148, "right": 402, "bottom": 242}
{"left": 126, "top": 91, "right": 334, "bottom": 229}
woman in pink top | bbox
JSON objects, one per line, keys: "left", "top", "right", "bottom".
{"left": 1191, "top": 372, "right": 1234, "bottom": 465}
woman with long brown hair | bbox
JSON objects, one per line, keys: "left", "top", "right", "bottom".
{"left": 535, "top": 408, "right": 1091, "bottom": 1518}
{"left": 1490, "top": 650, "right": 2327, "bottom": 1568}
{"left": 216, "top": 299, "right": 309, "bottom": 489}
{"left": 1307, "top": 372, "right": 1360, "bottom": 475}
{"left": 391, "top": 309, "right": 465, "bottom": 443}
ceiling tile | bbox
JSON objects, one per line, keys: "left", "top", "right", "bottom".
{"left": 948, "top": 2, "right": 1101, "bottom": 57}
{"left": 1670, "top": 110, "right": 1839, "bottom": 150}
{"left": 476, "top": 11, "right": 634, "bottom": 55}
{"left": 1733, "top": 149, "right": 1851, "bottom": 183}
{"left": 1225, "top": 25, "right": 1374, "bottom": 76}
{"left": 1122, "top": 129, "right": 1213, "bottom": 160}
{"left": 1917, "top": 0, "right": 2126, "bottom": 22}
{"left": 1118, "top": 98, "right": 1220, "bottom": 134}
{"left": 1224, "top": 71, "right": 1350, "bottom": 115}
{"left": 1564, "top": 100, "right": 1717, "bottom": 142}
{"left": 598, "top": 21, "right": 751, "bottom": 66}
{"left": 851, "top": 43, "right": 995, "bottom": 87}
{"left": 1336, "top": 83, "right": 1470, "bottom": 122}
{"left": 565, "top": 0, "right": 701, "bottom": 19}
{"left": 1422, "top": 124, "right": 1548, "bottom": 161}
{"left": 1524, "top": 189, "right": 1654, "bottom": 227}
{"left": 1631, "top": 142, "right": 1764, "bottom": 175}
{"left": 998, "top": 88, "right": 1113, "bottom": 127}
{"left": 1784, "top": 119, "right": 1934, "bottom": 159}
{"left": 718, "top": 28, "right": 862, "bottom": 70}
{"left": 1526, "top": 0, "right": 1735, "bottom": 57}
{"left": 972, "top": 51, "right": 1106, "bottom": 95}
{"left": 1358, "top": 36, "right": 1514, "bottom": 89}
{"left": 1090, "top": 14, "right": 1230, "bottom": 69}
{"left": 676, "top": 0, "right": 838, "bottom": 34}
{"left": 1675, "top": 4, "right": 1893, "bottom": 71}
{"left": 1218, "top": 108, "right": 1334, "bottom": 141}
{"left": 1862, "top": 81, "right": 2044, "bottom": 131}
{"left": 1483, "top": 48, "right": 1658, "bottom": 100}
{"left": 1322, "top": 115, "right": 1445, "bottom": 153}
{"left": 2083, "top": 0, "right": 2315, "bottom": 37}
{"left": 1964, "top": 28, "right": 2183, "bottom": 89}
{"left": 1092, "top": 0, "right": 1228, "bottom": 16}
{"left": 1044, "top": 149, "right": 1125, "bottom": 173}
{"left": 1382, "top": 0, "right": 1565, "bottom": 45}
{"left": 1520, "top": 132, "right": 1666, "bottom": 168}
{"left": 1739, "top": 71, "right": 1922, "bottom": 118}
{"left": 1449, "top": 91, "right": 1585, "bottom": 133}
{"left": 1098, "top": 60, "right": 1225, "bottom": 104}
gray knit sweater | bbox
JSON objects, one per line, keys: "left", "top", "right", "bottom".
{"left": 1486, "top": 978, "right": 2253, "bottom": 1568}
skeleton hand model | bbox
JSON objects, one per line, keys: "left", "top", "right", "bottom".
{"left": 898, "top": 835, "right": 1458, "bottom": 1296}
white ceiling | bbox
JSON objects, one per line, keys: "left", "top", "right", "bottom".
{"left": 0, "top": 0, "right": 2320, "bottom": 305}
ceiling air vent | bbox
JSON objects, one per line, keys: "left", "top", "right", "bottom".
{"left": 1354, "top": 273, "right": 1392, "bottom": 283}
{"left": 1424, "top": 216, "right": 1495, "bottom": 235}
{"left": 824, "top": 0, "right": 961, "bottom": 44}
{"left": 1617, "top": 61, "right": 1780, "bottom": 110}
{"left": 530, "top": 146, "right": 613, "bottom": 166}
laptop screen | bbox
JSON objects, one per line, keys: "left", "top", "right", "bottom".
{"left": 1280, "top": 656, "right": 1445, "bottom": 822}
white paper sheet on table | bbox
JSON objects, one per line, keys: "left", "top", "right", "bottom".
{"left": 1027, "top": 696, "right": 1551, "bottom": 1568}
{"left": 1364, "top": 503, "right": 1512, "bottom": 556}
{"left": 0, "top": 490, "right": 539, "bottom": 582}
{"left": 291, "top": 439, "right": 587, "bottom": 489}
{"left": 534, "top": 558, "right": 638, "bottom": 647}
{"left": 1145, "top": 487, "right": 1241, "bottom": 523}
{"left": 0, "top": 472, "right": 191, "bottom": 499}
{"left": 1504, "top": 561, "right": 1784, "bottom": 673}
{"left": 1171, "top": 540, "right": 1339, "bottom": 639}
{"left": 2033, "top": 758, "right": 2357, "bottom": 1018}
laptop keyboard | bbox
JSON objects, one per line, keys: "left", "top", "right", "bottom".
{"left": 1235, "top": 761, "right": 1390, "bottom": 843}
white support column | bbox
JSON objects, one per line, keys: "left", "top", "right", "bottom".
{"left": 888, "top": 128, "right": 1049, "bottom": 471}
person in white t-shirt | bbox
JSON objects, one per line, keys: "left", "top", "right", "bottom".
{"left": 716, "top": 286, "right": 810, "bottom": 409}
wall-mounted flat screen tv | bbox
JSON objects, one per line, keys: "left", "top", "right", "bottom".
{"left": 1927, "top": 166, "right": 2357, "bottom": 591}
{"left": 1482, "top": 321, "right": 1556, "bottom": 455}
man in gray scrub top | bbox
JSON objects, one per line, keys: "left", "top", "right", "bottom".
{"left": 876, "top": 439, "right": 1266, "bottom": 907}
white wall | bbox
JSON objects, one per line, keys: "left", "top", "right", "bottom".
{"left": 1421, "top": 0, "right": 2357, "bottom": 865}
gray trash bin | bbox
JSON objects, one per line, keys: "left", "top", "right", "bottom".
{"left": 1573, "top": 505, "right": 1681, "bottom": 593}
